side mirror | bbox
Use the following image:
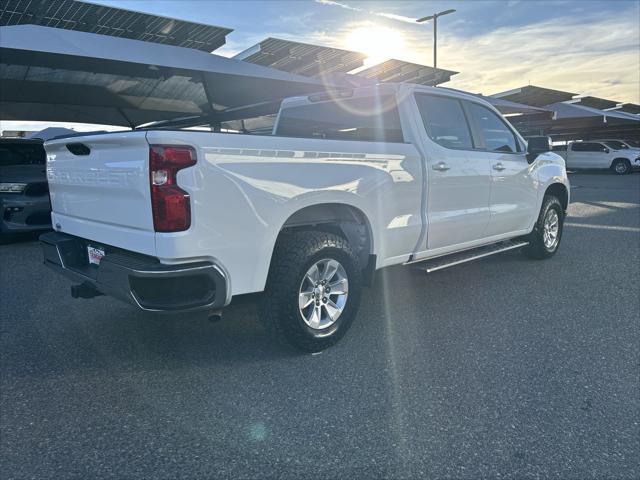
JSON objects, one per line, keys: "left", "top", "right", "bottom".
{"left": 526, "top": 135, "right": 552, "bottom": 164}
{"left": 603, "top": 147, "right": 610, "bottom": 153}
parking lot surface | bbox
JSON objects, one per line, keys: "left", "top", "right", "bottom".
{"left": 1, "top": 173, "right": 639, "bottom": 479}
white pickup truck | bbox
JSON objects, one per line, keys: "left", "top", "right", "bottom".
{"left": 561, "top": 140, "right": 640, "bottom": 174}
{"left": 41, "top": 84, "right": 570, "bottom": 351}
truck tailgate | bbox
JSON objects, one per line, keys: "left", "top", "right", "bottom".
{"left": 44, "top": 131, "right": 156, "bottom": 256}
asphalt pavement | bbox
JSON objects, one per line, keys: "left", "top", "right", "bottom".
{"left": 1, "top": 172, "right": 639, "bottom": 479}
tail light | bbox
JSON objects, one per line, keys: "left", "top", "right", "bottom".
{"left": 149, "top": 145, "right": 197, "bottom": 232}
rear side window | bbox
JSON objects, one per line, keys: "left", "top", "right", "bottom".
{"left": 275, "top": 95, "right": 404, "bottom": 143}
{"left": 465, "top": 102, "right": 519, "bottom": 153}
{"left": 415, "top": 94, "right": 473, "bottom": 149}
{"left": 571, "top": 142, "right": 606, "bottom": 152}
{"left": 0, "top": 142, "right": 46, "bottom": 166}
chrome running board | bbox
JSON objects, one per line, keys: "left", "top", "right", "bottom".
{"left": 411, "top": 240, "right": 529, "bottom": 273}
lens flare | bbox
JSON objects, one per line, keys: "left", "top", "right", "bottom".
{"left": 344, "top": 25, "right": 406, "bottom": 66}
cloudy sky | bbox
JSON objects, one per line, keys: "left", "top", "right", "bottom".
{"left": 4, "top": 0, "right": 639, "bottom": 132}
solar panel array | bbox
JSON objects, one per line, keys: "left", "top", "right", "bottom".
{"left": 355, "top": 59, "right": 458, "bottom": 86}
{"left": 0, "top": 0, "right": 232, "bottom": 52}
{"left": 617, "top": 103, "right": 640, "bottom": 115}
{"left": 0, "top": 58, "right": 212, "bottom": 128}
{"left": 575, "top": 96, "right": 620, "bottom": 110}
{"left": 235, "top": 38, "right": 458, "bottom": 87}
{"left": 234, "top": 37, "right": 367, "bottom": 77}
{"left": 492, "top": 85, "right": 577, "bottom": 107}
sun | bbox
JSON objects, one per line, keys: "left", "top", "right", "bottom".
{"left": 344, "top": 25, "right": 406, "bottom": 66}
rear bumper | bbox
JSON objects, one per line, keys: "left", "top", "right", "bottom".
{"left": 40, "top": 232, "right": 228, "bottom": 312}
{"left": 1, "top": 194, "right": 51, "bottom": 233}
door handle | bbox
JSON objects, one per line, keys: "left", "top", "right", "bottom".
{"left": 493, "top": 163, "right": 506, "bottom": 171}
{"left": 432, "top": 162, "right": 450, "bottom": 172}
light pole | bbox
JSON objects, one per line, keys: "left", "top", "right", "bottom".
{"left": 416, "top": 9, "right": 456, "bottom": 69}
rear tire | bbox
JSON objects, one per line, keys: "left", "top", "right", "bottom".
{"left": 611, "top": 159, "right": 631, "bottom": 175}
{"left": 523, "top": 195, "right": 564, "bottom": 259}
{"left": 261, "top": 230, "right": 362, "bottom": 352}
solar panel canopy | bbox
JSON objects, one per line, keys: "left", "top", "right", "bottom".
{"left": 574, "top": 96, "right": 619, "bottom": 110}
{"left": 506, "top": 100, "right": 640, "bottom": 141}
{"left": 235, "top": 39, "right": 458, "bottom": 87}
{"left": 545, "top": 102, "right": 632, "bottom": 120}
{"left": 0, "top": 0, "right": 233, "bottom": 52}
{"left": 489, "top": 85, "right": 639, "bottom": 140}
{"left": 478, "top": 96, "right": 553, "bottom": 116}
{"left": 234, "top": 37, "right": 367, "bottom": 77}
{"left": 492, "top": 85, "right": 577, "bottom": 107}
{"left": 615, "top": 103, "right": 640, "bottom": 115}
{"left": 0, "top": 25, "right": 327, "bottom": 127}
{"left": 355, "top": 59, "right": 458, "bottom": 87}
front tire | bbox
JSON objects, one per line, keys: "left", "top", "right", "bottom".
{"left": 523, "top": 195, "right": 564, "bottom": 259}
{"left": 262, "top": 230, "right": 363, "bottom": 352}
{"left": 611, "top": 159, "right": 631, "bottom": 175}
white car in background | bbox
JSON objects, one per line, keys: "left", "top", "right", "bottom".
{"left": 563, "top": 141, "right": 640, "bottom": 174}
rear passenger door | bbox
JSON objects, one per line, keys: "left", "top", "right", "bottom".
{"left": 413, "top": 94, "right": 491, "bottom": 251}
{"left": 567, "top": 143, "right": 590, "bottom": 168}
{"left": 464, "top": 101, "right": 538, "bottom": 236}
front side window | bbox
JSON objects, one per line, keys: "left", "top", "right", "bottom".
{"left": 414, "top": 94, "right": 474, "bottom": 149}
{"left": 603, "top": 140, "right": 627, "bottom": 150}
{"left": 466, "top": 102, "right": 519, "bottom": 153}
{"left": 275, "top": 95, "right": 404, "bottom": 143}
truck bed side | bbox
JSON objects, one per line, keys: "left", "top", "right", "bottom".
{"left": 146, "top": 130, "right": 423, "bottom": 295}
{"left": 45, "top": 130, "right": 423, "bottom": 296}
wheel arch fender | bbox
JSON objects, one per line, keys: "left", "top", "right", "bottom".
{"left": 610, "top": 157, "right": 631, "bottom": 168}
{"left": 263, "top": 195, "right": 379, "bottom": 288}
{"left": 536, "top": 157, "right": 570, "bottom": 212}
{"left": 544, "top": 182, "right": 569, "bottom": 213}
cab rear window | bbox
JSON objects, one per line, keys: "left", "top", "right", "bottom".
{"left": 275, "top": 95, "right": 404, "bottom": 143}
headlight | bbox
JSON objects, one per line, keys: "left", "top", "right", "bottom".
{"left": 0, "top": 183, "right": 27, "bottom": 193}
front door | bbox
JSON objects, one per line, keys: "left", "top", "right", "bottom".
{"left": 464, "top": 101, "right": 538, "bottom": 236}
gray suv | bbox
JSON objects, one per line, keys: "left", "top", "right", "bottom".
{"left": 0, "top": 138, "right": 51, "bottom": 236}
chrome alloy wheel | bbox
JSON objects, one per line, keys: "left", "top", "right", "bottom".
{"left": 543, "top": 209, "right": 559, "bottom": 250}
{"left": 298, "top": 258, "right": 349, "bottom": 330}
